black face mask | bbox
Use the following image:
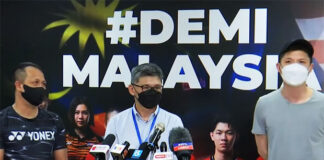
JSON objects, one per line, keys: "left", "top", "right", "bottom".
{"left": 137, "top": 88, "right": 162, "bottom": 109}
{"left": 21, "top": 85, "right": 48, "bottom": 106}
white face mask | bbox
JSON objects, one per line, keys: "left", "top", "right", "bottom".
{"left": 281, "top": 63, "right": 309, "bottom": 86}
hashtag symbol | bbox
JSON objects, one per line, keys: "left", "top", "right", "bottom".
{"left": 106, "top": 11, "right": 138, "bottom": 44}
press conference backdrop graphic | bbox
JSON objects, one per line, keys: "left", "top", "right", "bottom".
{"left": 1, "top": 0, "right": 324, "bottom": 159}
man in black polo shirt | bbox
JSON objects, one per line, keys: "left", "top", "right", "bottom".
{"left": 0, "top": 62, "right": 67, "bottom": 160}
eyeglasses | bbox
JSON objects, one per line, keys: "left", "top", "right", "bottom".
{"left": 132, "top": 83, "right": 163, "bottom": 91}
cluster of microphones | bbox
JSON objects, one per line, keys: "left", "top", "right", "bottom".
{"left": 89, "top": 122, "right": 193, "bottom": 160}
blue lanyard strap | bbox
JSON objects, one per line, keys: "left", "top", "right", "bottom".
{"left": 132, "top": 107, "right": 160, "bottom": 145}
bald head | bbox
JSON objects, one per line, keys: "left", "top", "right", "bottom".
{"left": 13, "top": 62, "right": 43, "bottom": 83}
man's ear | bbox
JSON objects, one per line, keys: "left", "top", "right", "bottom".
{"left": 309, "top": 63, "right": 314, "bottom": 73}
{"left": 210, "top": 132, "right": 214, "bottom": 141}
{"left": 276, "top": 63, "right": 282, "bottom": 74}
{"left": 128, "top": 84, "right": 135, "bottom": 96}
{"left": 15, "top": 81, "right": 24, "bottom": 92}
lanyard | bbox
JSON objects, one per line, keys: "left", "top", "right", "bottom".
{"left": 132, "top": 107, "right": 160, "bottom": 145}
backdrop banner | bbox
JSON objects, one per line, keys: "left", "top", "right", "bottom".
{"left": 1, "top": 0, "right": 324, "bottom": 159}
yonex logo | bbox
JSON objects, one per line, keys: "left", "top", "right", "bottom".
{"left": 8, "top": 131, "right": 25, "bottom": 141}
{"left": 8, "top": 131, "right": 55, "bottom": 141}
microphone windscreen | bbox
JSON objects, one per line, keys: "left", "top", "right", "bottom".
{"left": 102, "top": 134, "right": 116, "bottom": 146}
{"left": 168, "top": 127, "right": 193, "bottom": 151}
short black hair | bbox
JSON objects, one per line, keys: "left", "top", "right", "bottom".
{"left": 13, "top": 62, "right": 43, "bottom": 82}
{"left": 209, "top": 113, "right": 237, "bottom": 133}
{"left": 131, "top": 63, "right": 164, "bottom": 84}
{"left": 68, "top": 97, "right": 94, "bottom": 127}
{"left": 279, "top": 39, "right": 314, "bottom": 63}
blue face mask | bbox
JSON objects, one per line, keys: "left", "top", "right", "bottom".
{"left": 21, "top": 84, "right": 48, "bottom": 106}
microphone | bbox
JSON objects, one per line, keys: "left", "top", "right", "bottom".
{"left": 148, "top": 122, "right": 165, "bottom": 151}
{"left": 110, "top": 141, "right": 130, "bottom": 160}
{"left": 90, "top": 134, "right": 116, "bottom": 160}
{"left": 160, "top": 142, "right": 167, "bottom": 152}
{"left": 169, "top": 127, "right": 194, "bottom": 160}
{"left": 125, "top": 123, "right": 165, "bottom": 160}
{"left": 152, "top": 142, "right": 173, "bottom": 160}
